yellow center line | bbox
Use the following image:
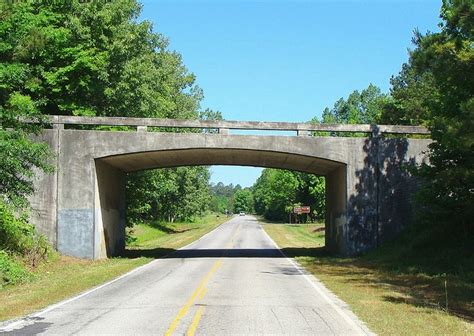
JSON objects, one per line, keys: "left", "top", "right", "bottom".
{"left": 199, "top": 287, "right": 207, "bottom": 300}
{"left": 166, "top": 222, "right": 241, "bottom": 335}
{"left": 187, "top": 306, "right": 205, "bottom": 336}
{"left": 165, "top": 260, "right": 221, "bottom": 336}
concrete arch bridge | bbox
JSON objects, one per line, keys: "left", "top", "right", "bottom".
{"left": 30, "top": 116, "right": 431, "bottom": 259}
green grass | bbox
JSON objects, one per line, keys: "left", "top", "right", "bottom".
{"left": 263, "top": 222, "right": 325, "bottom": 247}
{"left": 129, "top": 214, "right": 226, "bottom": 249}
{"left": 263, "top": 222, "right": 474, "bottom": 336}
{"left": 0, "top": 213, "right": 228, "bottom": 322}
{"left": 124, "top": 214, "right": 229, "bottom": 258}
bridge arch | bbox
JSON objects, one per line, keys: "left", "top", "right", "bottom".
{"left": 29, "top": 117, "right": 431, "bottom": 259}
{"left": 95, "top": 143, "right": 348, "bottom": 258}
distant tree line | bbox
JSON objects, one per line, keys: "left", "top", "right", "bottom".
{"left": 209, "top": 182, "right": 240, "bottom": 214}
{"left": 208, "top": 172, "right": 325, "bottom": 223}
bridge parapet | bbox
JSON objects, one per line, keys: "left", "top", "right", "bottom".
{"left": 46, "top": 115, "right": 430, "bottom": 136}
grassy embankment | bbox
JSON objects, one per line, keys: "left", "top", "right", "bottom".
{"left": 0, "top": 214, "right": 228, "bottom": 322}
{"left": 263, "top": 222, "right": 474, "bottom": 335}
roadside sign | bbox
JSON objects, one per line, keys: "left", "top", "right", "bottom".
{"left": 294, "top": 206, "right": 310, "bottom": 214}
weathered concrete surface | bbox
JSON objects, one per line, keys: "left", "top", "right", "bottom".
{"left": 30, "top": 127, "right": 431, "bottom": 259}
{"left": 29, "top": 129, "right": 59, "bottom": 248}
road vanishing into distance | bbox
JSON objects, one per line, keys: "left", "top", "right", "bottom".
{"left": 1, "top": 216, "right": 372, "bottom": 335}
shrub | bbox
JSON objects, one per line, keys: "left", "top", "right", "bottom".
{"left": 0, "top": 200, "right": 52, "bottom": 268}
{"left": 0, "top": 250, "right": 31, "bottom": 288}
{"left": 0, "top": 201, "right": 33, "bottom": 254}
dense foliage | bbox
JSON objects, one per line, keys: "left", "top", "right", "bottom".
{"left": 382, "top": 0, "right": 473, "bottom": 248}
{"left": 233, "top": 189, "right": 254, "bottom": 214}
{"left": 126, "top": 167, "right": 211, "bottom": 224}
{"left": 0, "top": 0, "right": 219, "bottom": 228}
{"left": 0, "top": 0, "right": 213, "bottom": 283}
{"left": 317, "top": 84, "right": 389, "bottom": 125}
{"left": 253, "top": 169, "right": 325, "bottom": 222}
{"left": 0, "top": 201, "right": 52, "bottom": 287}
{"left": 209, "top": 182, "right": 243, "bottom": 214}
{"left": 0, "top": 100, "right": 52, "bottom": 208}
{"left": 0, "top": 0, "right": 201, "bottom": 118}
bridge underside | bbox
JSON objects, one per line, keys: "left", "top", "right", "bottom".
{"left": 101, "top": 148, "right": 341, "bottom": 174}
{"left": 30, "top": 129, "right": 431, "bottom": 259}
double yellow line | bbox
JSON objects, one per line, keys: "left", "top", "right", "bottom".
{"left": 165, "top": 223, "right": 241, "bottom": 336}
{"left": 164, "top": 259, "right": 221, "bottom": 336}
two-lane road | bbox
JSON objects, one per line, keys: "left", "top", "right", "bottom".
{"left": 1, "top": 216, "right": 372, "bottom": 335}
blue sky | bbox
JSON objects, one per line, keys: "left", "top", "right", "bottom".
{"left": 140, "top": 0, "right": 441, "bottom": 187}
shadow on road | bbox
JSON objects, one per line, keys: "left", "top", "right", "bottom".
{"left": 123, "top": 245, "right": 473, "bottom": 321}
{"left": 122, "top": 247, "right": 328, "bottom": 259}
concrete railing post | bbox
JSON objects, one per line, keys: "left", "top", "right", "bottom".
{"left": 137, "top": 126, "right": 147, "bottom": 132}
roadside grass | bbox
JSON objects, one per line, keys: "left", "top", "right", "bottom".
{"left": 263, "top": 222, "right": 474, "bottom": 335}
{"left": 0, "top": 213, "right": 228, "bottom": 322}
{"left": 128, "top": 214, "right": 227, "bottom": 250}
{"left": 262, "top": 221, "right": 325, "bottom": 247}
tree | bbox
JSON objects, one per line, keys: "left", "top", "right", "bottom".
{"left": 126, "top": 167, "right": 211, "bottom": 224}
{"left": 380, "top": 63, "right": 438, "bottom": 125}
{"left": 0, "top": 91, "right": 53, "bottom": 209}
{"left": 294, "top": 173, "right": 325, "bottom": 221}
{"left": 253, "top": 169, "right": 297, "bottom": 221}
{"left": 252, "top": 169, "right": 325, "bottom": 222}
{"left": 1, "top": 0, "right": 210, "bottom": 223}
{"left": 317, "top": 84, "right": 389, "bottom": 125}
{"left": 0, "top": 0, "right": 202, "bottom": 119}
{"left": 233, "top": 189, "right": 254, "bottom": 213}
{"left": 209, "top": 182, "right": 246, "bottom": 214}
{"left": 405, "top": 0, "right": 473, "bottom": 238}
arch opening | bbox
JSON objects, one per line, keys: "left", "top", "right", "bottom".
{"left": 94, "top": 148, "right": 347, "bottom": 258}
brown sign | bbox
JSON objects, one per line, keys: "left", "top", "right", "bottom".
{"left": 294, "top": 206, "right": 310, "bottom": 214}
{"left": 300, "top": 206, "right": 310, "bottom": 214}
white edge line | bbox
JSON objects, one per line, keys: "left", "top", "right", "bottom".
{"left": 260, "top": 222, "right": 375, "bottom": 336}
{"left": 0, "top": 217, "right": 233, "bottom": 331}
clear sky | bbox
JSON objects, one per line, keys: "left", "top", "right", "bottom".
{"left": 139, "top": 0, "right": 441, "bottom": 187}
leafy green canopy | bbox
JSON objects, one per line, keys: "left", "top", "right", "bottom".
{"left": 126, "top": 167, "right": 211, "bottom": 224}
{"left": 0, "top": 0, "right": 215, "bottom": 225}
{"left": 233, "top": 189, "right": 254, "bottom": 214}
{"left": 209, "top": 182, "right": 242, "bottom": 214}
{"left": 317, "top": 84, "right": 389, "bottom": 125}
{"left": 399, "top": 0, "right": 473, "bottom": 238}
{"left": 0, "top": 79, "right": 52, "bottom": 208}
{"left": 0, "top": 0, "right": 201, "bottom": 118}
{"left": 253, "top": 169, "right": 325, "bottom": 222}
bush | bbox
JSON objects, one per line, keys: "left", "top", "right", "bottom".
{"left": 0, "top": 201, "right": 34, "bottom": 254}
{"left": 0, "top": 200, "right": 52, "bottom": 268}
{"left": 0, "top": 250, "right": 31, "bottom": 288}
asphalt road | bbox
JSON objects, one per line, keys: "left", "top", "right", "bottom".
{"left": 1, "top": 215, "right": 372, "bottom": 335}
